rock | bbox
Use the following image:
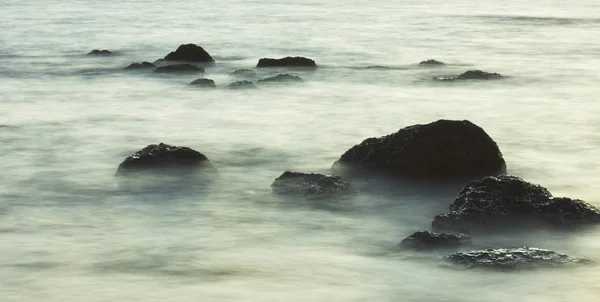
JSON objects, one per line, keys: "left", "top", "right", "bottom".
{"left": 271, "top": 171, "right": 355, "bottom": 200}
{"left": 332, "top": 119, "right": 506, "bottom": 179}
{"left": 87, "top": 49, "right": 112, "bottom": 56}
{"left": 190, "top": 78, "right": 216, "bottom": 88}
{"left": 227, "top": 80, "right": 256, "bottom": 89}
{"left": 163, "top": 44, "right": 214, "bottom": 63}
{"left": 444, "top": 247, "right": 590, "bottom": 269}
{"left": 230, "top": 69, "right": 257, "bottom": 77}
{"left": 432, "top": 175, "right": 600, "bottom": 232}
{"left": 115, "top": 143, "right": 216, "bottom": 176}
{"left": 399, "top": 231, "right": 471, "bottom": 249}
{"left": 257, "top": 74, "right": 303, "bottom": 84}
{"left": 124, "top": 61, "right": 156, "bottom": 70}
{"left": 153, "top": 64, "right": 205, "bottom": 73}
{"left": 256, "top": 57, "right": 317, "bottom": 68}
{"left": 419, "top": 59, "right": 445, "bottom": 65}
{"left": 456, "top": 70, "right": 502, "bottom": 80}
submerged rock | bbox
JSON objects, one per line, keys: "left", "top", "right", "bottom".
{"left": 154, "top": 64, "right": 205, "bottom": 73}
{"left": 230, "top": 69, "right": 257, "bottom": 77}
{"left": 256, "top": 57, "right": 317, "bottom": 68}
{"left": 257, "top": 74, "right": 303, "bottom": 84}
{"left": 116, "top": 143, "right": 216, "bottom": 176}
{"left": 432, "top": 175, "right": 600, "bottom": 232}
{"left": 190, "top": 78, "right": 216, "bottom": 88}
{"left": 419, "top": 59, "right": 445, "bottom": 65}
{"left": 124, "top": 61, "right": 156, "bottom": 70}
{"left": 456, "top": 70, "right": 502, "bottom": 80}
{"left": 445, "top": 247, "right": 590, "bottom": 269}
{"left": 87, "top": 49, "right": 112, "bottom": 56}
{"left": 271, "top": 171, "right": 355, "bottom": 199}
{"left": 399, "top": 231, "right": 471, "bottom": 249}
{"left": 163, "top": 44, "right": 214, "bottom": 63}
{"left": 227, "top": 80, "right": 256, "bottom": 89}
{"left": 332, "top": 119, "right": 506, "bottom": 179}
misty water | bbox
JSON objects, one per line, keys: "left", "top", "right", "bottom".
{"left": 2, "top": 0, "right": 600, "bottom": 301}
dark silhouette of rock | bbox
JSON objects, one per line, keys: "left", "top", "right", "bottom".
{"left": 230, "top": 69, "right": 257, "bottom": 77}
{"left": 153, "top": 64, "right": 205, "bottom": 73}
{"left": 456, "top": 70, "right": 502, "bottom": 80}
{"left": 116, "top": 143, "right": 215, "bottom": 176}
{"left": 271, "top": 171, "right": 355, "bottom": 200}
{"left": 257, "top": 74, "right": 304, "bottom": 84}
{"left": 419, "top": 59, "right": 445, "bottom": 65}
{"left": 227, "top": 80, "right": 256, "bottom": 89}
{"left": 124, "top": 61, "right": 156, "bottom": 70}
{"left": 257, "top": 57, "right": 317, "bottom": 68}
{"left": 190, "top": 78, "right": 216, "bottom": 88}
{"left": 332, "top": 119, "right": 506, "bottom": 179}
{"left": 399, "top": 231, "right": 471, "bottom": 249}
{"left": 445, "top": 247, "right": 590, "bottom": 269}
{"left": 88, "top": 49, "right": 112, "bottom": 56}
{"left": 164, "top": 44, "right": 214, "bottom": 63}
{"left": 432, "top": 175, "right": 600, "bottom": 232}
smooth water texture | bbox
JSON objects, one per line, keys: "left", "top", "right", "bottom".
{"left": 2, "top": 0, "right": 600, "bottom": 301}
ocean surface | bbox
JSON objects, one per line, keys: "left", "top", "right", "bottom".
{"left": 2, "top": 0, "right": 600, "bottom": 301}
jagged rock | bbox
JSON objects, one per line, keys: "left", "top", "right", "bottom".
{"left": 445, "top": 247, "right": 590, "bottom": 269}
{"left": 88, "top": 49, "right": 112, "bottom": 56}
{"left": 271, "top": 171, "right": 355, "bottom": 199}
{"left": 432, "top": 175, "right": 600, "bottom": 232}
{"left": 163, "top": 44, "right": 214, "bottom": 63}
{"left": 456, "top": 70, "right": 502, "bottom": 80}
{"left": 153, "top": 64, "right": 205, "bottom": 73}
{"left": 257, "top": 74, "right": 303, "bottom": 84}
{"left": 227, "top": 80, "right": 256, "bottom": 89}
{"left": 124, "top": 61, "right": 156, "bottom": 70}
{"left": 190, "top": 78, "right": 216, "bottom": 88}
{"left": 332, "top": 119, "right": 506, "bottom": 179}
{"left": 230, "top": 69, "right": 257, "bottom": 77}
{"left": 419, "top": 59, "right": 445, "bottom": 65}
{"left": 115, "top": 143, "right": 215, "bottom": 176}
{"left": 399, "top": 231, "right": 471, "bottom": 249}
{"left": 256, "top": 57, "right": 317, "bottom": 68}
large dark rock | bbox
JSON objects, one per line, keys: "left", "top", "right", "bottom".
{"left": 164, "top": 44, "right": 214, "bottom": 63}
{"left": 124, "top": 61, "right": 156, "bottom": 70}
{"left": 399, "top": 231, "right": 471, "bottom": 249}
{"left": 227, "top": 80, "right": 256, "bottom": 89}
{"left": 432, "top": 175, "right": 600, "bottom": 232}
{"left": 154, "top": 64, "right": 205, "bottom": 73}
{"left": 190, "top": 78, "right": 216, "bottom": 88}
{"left": 456, "top": 70, "right": 502, "bottom": 80}
{"left": 419, "top": 59, "right": 445, "bottom": 65}
{"left": 116, "top": 143, "right": 216, "bottom": 176}
{"left": 445, "top": 247, "right": 590, "bottom": 269}
{"left": 257, "top": 57, "right": 317, "bottom": 68}
{"left": 257, "top": 74, "right": 304, "bottom": 84}
{"left": 230, "top": 69, "right": 257, "bottom": 77}
{"left": 271, "top": 171, "right": 355, "bottom": 200}
{"left": 88, "top": 49, "right": 112, "bottom": 56}
{"left": 332, "top": 119, "right": 506, "bottom": 179}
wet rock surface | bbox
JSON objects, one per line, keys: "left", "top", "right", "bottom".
{"left": 124, "top": 61, "right": 156, "bottom": 70}
{"left": 116, "top": 143, "right": 215, "bottom": 176}
{"left": 163, "top": 44, "right": 214, "bottom": 63}
{"left": 153, "top": 64, "right": 205, "bottom": 73}
{"left": 88, "top": 49, "right": 112, "bottom": 56}
{"left": 257, "top": 74, "right": 303, "bottom": 84}
{"left": 419, "top": 59, "right": 445, "bottom": 65}
{"left": 190, "top": 78, "right": 216, "bottom": 88}
{"left": 399, "top": 231, "right": 471, "bottom": 249}
{"left": 332, "top": 119, "right": 506, "bottom": 179}
{"left": 432, "top": 175, "right": 600, "bottom": 232}
{"left": 445, "top": 247, "right": 590, "bottom": 269}
{"left": 271, "top": 171, "right": 355, "bottom": 199}
{"left": 456, "top": 70, "right": 502, "bottom": 80}
{"left": 257, "top": 56, "right": 317, "bottom": 68}
{"left": 230, "top": 69, "right": 257, "bottom": 77}
{"left": 227, "top": 80, "right": 256, "bottom": 89}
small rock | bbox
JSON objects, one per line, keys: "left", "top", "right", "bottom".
{"left": 257, "top": 74, "right": 303, "bottom": 84}
{"left": 445, "top": 247, "right": 590, "bottom": 269}
{"left": 230, "top": 69, "right": 257, "bottom": 77}
{"left": 164, "top": 44, "right": 214, "bottom": 63}
{"left": 124, "top": 61, "right": 156, "bottom": 70}
{"left": 116, "top": 143, "right": 215, "bottom": 176}
{"left": 399, "top": 231, "right": 471, "bottom": 249}
{"left": 271, "top": 171, "right": 355, "bottom": 200}
{"left": 257, "top": 57, "right": 317, "bottom": 68}
{"left": 87, "top": 49, "right": 112, "bottom": 56}
{"left": 189, "top": 78, "right": 216, "bottom": 88}
{"left": 419, "top": 59, "right": 445, "bottom": 65}
{"left": 227, "top": 80, "right": 256, "bottom": 89}
{"left": 456, "top": 70, "right": 502, "bottom": 80}
{"left": 153, "top": 64, "right": 205, "bottom": 73}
